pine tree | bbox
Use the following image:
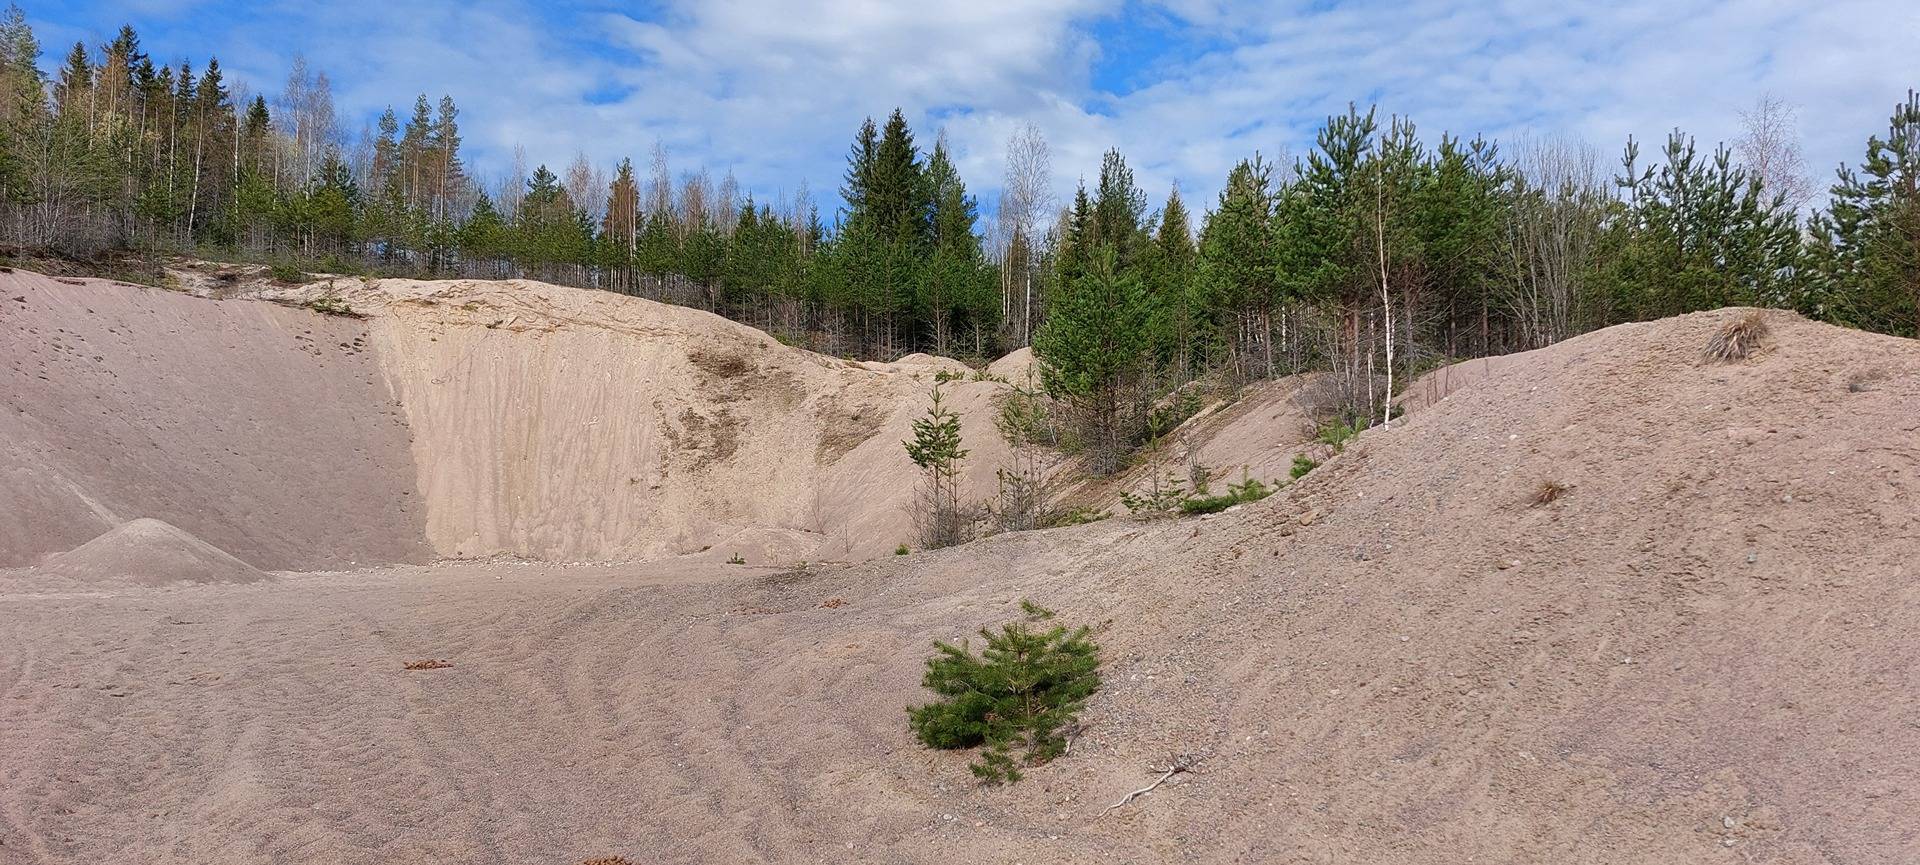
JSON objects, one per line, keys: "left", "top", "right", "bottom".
{"left": 1607, "top": 131, "right": 1799, "bottom": 320}
{"left": 1034, "top": 247, "right": 1157, "bottom": 475}
{"left": 430, "top": 95, "right": 463, "bottom": 220}
{"left": 1146, "top": 186, "right": 1198, "bottom": 373}
{"left": 908, "top": 601, "right": 1101, "bottom": 785}
{"left": 920, "top": 137, "right": 996, "bottom": 353}
{"left": 1196, "top": 156, "right": 1277, "bottom": 376}
{"left": 1808, "top": 90, "right": 1920, "bottom": 336}
{"left": 903, "top": 384, "right": 972, "bottom": 549}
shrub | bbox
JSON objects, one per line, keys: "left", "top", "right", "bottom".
{"left": 1315, "top": 419, "right": 1362, "bottom": 453}
{"left": 268, "top": 261, "right": 306, "bottom": 283}
{"left": 1147, "top": 387, "right": 1205, "bottom": 440}
{"left": 1290, "top": 454, "right": 1320, "bottom": 479}
{"left": 908, "top": 601, "right": 1102, "bottom": 784}
{"left": 303, "top": 295, "right": 361, "bottom": 318}
{"left": 934, "top": 368, "right": 965, "bottom": 384}
{"left": 1043, "top": 506, "right": 1110, "bottom": 528}
{"left": 1119, "top": 467, "right": 1187, "bottom": 515}
{"left": 1704, "top": 310, "right": 1771, "bottom": 362}
{"left": 895, "top": 544, "right": 910, "bottom": 556}
{"left": 1179, "top": 474, "right": 1275, "bottom": 515}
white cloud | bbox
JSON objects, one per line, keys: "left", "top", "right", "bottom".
{"left": 51, "top": 0, "right": 1919, "bottom": 219}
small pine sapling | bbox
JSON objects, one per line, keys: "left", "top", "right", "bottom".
{"left": 908, "top": 601, "right": 1102, "bottom": 784}
{"left": 904, "top": 385, "right": 975, "bottom": 549}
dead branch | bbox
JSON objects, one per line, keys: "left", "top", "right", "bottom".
{"left": 1104, "top": 754, "right": 1200, "bottom": 814}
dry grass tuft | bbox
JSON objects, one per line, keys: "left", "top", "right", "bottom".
{"left": 1703, "top": 311, "right": 1772, "bottom": 363}
{"left": 402, "top": 659, "right": 453, "bottom": 670}
{"left": 1531, "top": 480, "right": 1570, "bottom": 506}
{"left": 580, "top": 858, "right": 636, "bottom": 865}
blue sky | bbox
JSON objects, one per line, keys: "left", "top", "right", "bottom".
{"left": 26, "top": 0, "right": 1919, "bottom": 221}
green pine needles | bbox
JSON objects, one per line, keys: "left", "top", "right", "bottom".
{"left": 908, "top": 601, "right": 1102, "bottom": 784}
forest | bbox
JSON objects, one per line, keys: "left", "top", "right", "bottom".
{"left": 3, "top": 9, "right": 1917, "bottom": 468}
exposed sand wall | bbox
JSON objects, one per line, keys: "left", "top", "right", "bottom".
{"left": 0, "top": 271, "right": 430, "bottom": 569}
{"left": 351, "top": 278, "right": 1011, "bottom": 563}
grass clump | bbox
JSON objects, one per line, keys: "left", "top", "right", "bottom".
{"left": 1290, "top": 454, "right": 1320, "bottom": 479}
{"left": 726, "top": 553, "right": 746, "bottom": 565}
{"left": 895, "top": 544, "right": 910, "bottom": 556}
{"left": 908, "top": 601, "right": 1102, "bottom": 784}
{"left": 1531, "top": 479, "right": 1570, "bottom": 506}
{"left": 1704, "top": 310, "right": 1771, "bottom": 363}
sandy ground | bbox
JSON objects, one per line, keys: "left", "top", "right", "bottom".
{"left": 3, "top": 304, "right": 1917, "bottom": 863}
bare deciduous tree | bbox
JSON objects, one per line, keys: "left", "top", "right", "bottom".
{"left": 1503, "top": 134, "right": 1606, "bottom": 348}
{"left": 1736, "top": 95, "right": 1814, "bottom": 213}
{"left": 998, "top": 122, "right": 1054, "bottom": 346}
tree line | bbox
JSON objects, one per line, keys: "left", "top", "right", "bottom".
{"left": 3, "top": 11, "right": 1916, "bottom": 465}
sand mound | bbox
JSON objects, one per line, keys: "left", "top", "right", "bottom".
{"left": 985, "top": 346, "right": 1036, "bottom": 382}
{"left": 42, "top": 518, "right": 268, "bottom": 586}
{"left": 7, "top": 307, "right": 1914, "bottom": 863}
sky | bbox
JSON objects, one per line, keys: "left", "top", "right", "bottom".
{"left": 26, "top": 0, "right": 1920, "bottom": 222}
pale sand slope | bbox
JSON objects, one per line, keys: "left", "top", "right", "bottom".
{"left": 1, "top": 269, "right": 1015, "bottom": 569}
{"left": 3, "top": 308, "right": 1915, "bottom": 864}
{"left": 334, "top": 277, "right": 1013, "bottom": 563}
{"left": 1064, "top": 374, "right": 1327, "bottom": 515}
{"left": 0, "top": 270, "right": 430, "bottom": 570}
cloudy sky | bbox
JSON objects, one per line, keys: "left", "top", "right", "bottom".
{"left": 29, "top": 0, "right": 1918, "bottom": 219}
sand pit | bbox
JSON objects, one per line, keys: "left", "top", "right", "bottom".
{"left": 2, "top": 303, "right": 1915, "bottom": 863}
{"left": 40, "top": 518, "right": 268, "bottom": 587}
